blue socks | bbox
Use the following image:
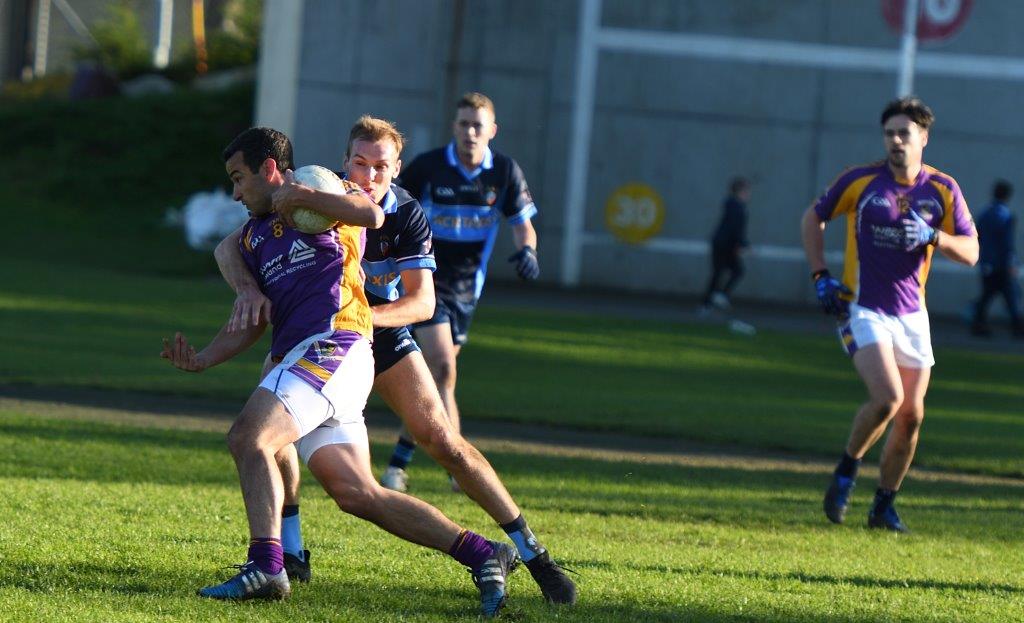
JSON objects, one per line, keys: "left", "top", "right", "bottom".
{"left": 281, "top": 504, "right": 304, "bottom": 559}
{"left": 388, "top": 436, "right": 417, "bottom": 470}
{"left": 500, "top": 514, "right": 545, "bottom": 563}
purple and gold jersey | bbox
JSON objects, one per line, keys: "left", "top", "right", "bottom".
{"left": 814, "top": 161, "right": 976, "bottom": 316}
{"left": 239, "top": 212, "right": 372, "bottom": 358}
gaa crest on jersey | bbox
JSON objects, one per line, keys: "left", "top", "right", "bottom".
{"left": 897, "top": 195, "right": 911, "bottom": 214}
{"left": 484, "top": 187, "right": 498, "bottom": 206}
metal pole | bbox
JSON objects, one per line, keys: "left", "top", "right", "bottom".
{"left": 154, "top": 0, "right": 174, "bottom": 69}
{"left": 33, "top": 0, "right": 51, "bottom": 78}
{"left": 897, "top": 0, "right": 920, "bottom": 96}
{"left": 560, "top": 0, "right": 601, "bottom": 287}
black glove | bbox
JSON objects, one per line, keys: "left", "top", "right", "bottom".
{"left": 813, "top": 269, "right": 852, "bottom": 316}
{"left": 508, "top": 245, "right": 540, "bottom": 280}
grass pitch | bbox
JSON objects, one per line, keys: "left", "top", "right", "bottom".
{"left": 0, "top": 260, "right": 1022, "bottom": 621}
{"left": 1, "top": 259, "right": 1021, "bottom": 476}
{"left": 0, "top": 401, "right": 1021, "bottom": 622}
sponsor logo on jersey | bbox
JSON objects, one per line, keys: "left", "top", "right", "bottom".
{"left": 260, "top": 254, "right": 284, "bottom": 278}
{"left": 289, "top": 239, "right": 315, "bottom": 263}
{"left": 433, "top": 213, "right": 498, "bottom": 230}
{"left": 379, "top": 237, "right": 391, "bottom": 257}
{"left": 870, "top": 224, "right": 904, "bottom": 249}
{"left": 368, "top": 271, "right": 399, "bottom": 287}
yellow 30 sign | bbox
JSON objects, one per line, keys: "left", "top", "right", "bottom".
{"left": 605, "top": 183, "right": 665, "bottom": 243}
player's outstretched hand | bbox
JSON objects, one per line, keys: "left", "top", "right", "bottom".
{"left": 271, "top": 169, "right": 302, "bottom": 228}
{"left": 902, "top": 210, "right": 937, "bottom": 251}
{"left": 160, "top": 332, "right": 208, "bottom": 372}
{"left": 508, "top": 245, "right": 540, "bottom": 280}
{"left": 228, "top": 286, "right": 270, "bottom": 332}
{"left": 813, "top": 270, "right": 852, "bottom": 316}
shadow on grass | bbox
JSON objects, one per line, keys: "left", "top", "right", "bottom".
{"left": 0, "top": 561, "right": 182, "bottom": 597}
{"left": 708, "top": 568, "right": 1024, "bottom": 596}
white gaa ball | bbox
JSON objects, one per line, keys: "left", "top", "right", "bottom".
{"left": 290, "top": 165, "right": 343, "bottom": 234}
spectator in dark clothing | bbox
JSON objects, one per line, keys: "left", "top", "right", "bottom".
{"left": 971, "top": 179, "right": 1023, "bottom": 337}
{"left": 702, "top": 177, "right": 751, "bottom": 310}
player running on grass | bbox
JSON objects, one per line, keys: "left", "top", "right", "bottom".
{"left": 379, "top": 93, "right": 540, "bottom": 493}
{"left": 800, "top": 97, "right": 978, "bottom": 532}
{"left": 163, "top": 126, "right": 519, "bottom": 616}
{"left": 215, "top": 117, "right": 577, "bottom": 607}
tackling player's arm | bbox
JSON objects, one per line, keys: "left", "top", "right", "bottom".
{"left": 214, "top": 227, "right": 268, "bottom": 332}
{"left": 371, "top": 268, "right": 436, "bottom": 328}
{"left": 161, "top": 318, "right": 267, "bottom": 373}
{"left": 272, "top": 171, "right": 384, "bottom": 230}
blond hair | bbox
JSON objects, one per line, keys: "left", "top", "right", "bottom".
{"left": 346, "top": 115, "right": 404, "bottom": 157}
{"left": 456, "top": 92, "right": 495, "bottom": 117}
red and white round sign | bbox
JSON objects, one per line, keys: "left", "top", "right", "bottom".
{"left": 881, "top": 0, "right": 974, "bottom": 41}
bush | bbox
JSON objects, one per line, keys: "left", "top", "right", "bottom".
{"left": 0, "top": 83, "right": 255, "bottom": 275}
{"left": 0, "top": 73, "right": 73, "bottom": 102}
{"left": 72, "top": 0, "right": 151, "bottom": 80}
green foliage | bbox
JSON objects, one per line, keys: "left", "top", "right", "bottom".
{"left": 72, "top": 0, "right": 151, "bottom": 80}
{"left": 0, "top": 84, "right": 254, "bottom": 275}
{"left": 209, "top": 0, "right": 263, "bottom": 70}
{"left": 0, "top": 73, "right": 73, "bottom": 102}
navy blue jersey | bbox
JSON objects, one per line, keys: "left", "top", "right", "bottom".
{"left": 398, "top": 142, "right": 537, "bottom": 304}
{"left": 975, "top": 202, "right": 1016, "bottom": 270}
{"left": 361, "top": 184, "right": 436, "bottom": 306}
{"left": 711, "top": 196, "right": 749, "bottom": 250}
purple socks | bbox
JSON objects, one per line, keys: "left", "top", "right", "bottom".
{"left": 248, "top": 538, "right": 284, "bottom": 575}
{"left": 448, "top": 530, "right": 494, "bottom": 571}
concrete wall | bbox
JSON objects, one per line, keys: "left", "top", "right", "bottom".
{"left": 274, "top": 0, "right": 1024, "bottom": 316}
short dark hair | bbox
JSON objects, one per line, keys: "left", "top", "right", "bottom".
{"left": 729, "top": 176, "right": 750, "bottom": 194}
{"left": 880, "top": 97, "right": 935, "bottom": 130}
{"left": 222, "top": 127, "right": 294, "bottom": 173}
{"left": 993, "top": 179, "right": 1013, "bottom": 202}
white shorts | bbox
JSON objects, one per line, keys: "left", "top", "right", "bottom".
{"left": 846, "top": 303, "right": 934, "bottom": 368}
{"left": 258, "top": 332, "right": 374, "bottom": 463}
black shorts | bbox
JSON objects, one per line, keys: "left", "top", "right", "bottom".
{"left": 413, "top": 295, "right": 474, "bottom": 346}
{"left": 372, "top": 326, "right": 421, "bottom": 376}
